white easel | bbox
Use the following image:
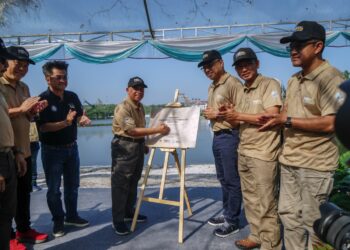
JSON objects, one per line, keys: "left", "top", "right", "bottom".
{"left": 130, "top": 89, "right": 193, "bottom": 243}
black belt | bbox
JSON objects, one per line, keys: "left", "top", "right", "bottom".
{"left": 115, "top": 135, "right": 145, "bottom": 143}
{"left": 44, "top": 141, "right": 76, "bottom": 148}
{"left": 0, "top": 147, "right": 12, "bottom": 153}
{"left": 0, "top": 150, "right": 14, "bottom": 158}
{"left": 214, "top": 129, "right": 234, "bottom": 136}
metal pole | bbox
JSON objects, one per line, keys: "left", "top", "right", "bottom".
{"left": 143, "top": 0, "right": 155, "bottom": 39}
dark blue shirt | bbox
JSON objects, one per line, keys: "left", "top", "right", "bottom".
{"left": 37, "top": 89, "right": 83, "bottom": 145}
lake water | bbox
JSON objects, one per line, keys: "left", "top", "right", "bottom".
{"left": 37, "top": 118, "right": 215, "bottom": 172}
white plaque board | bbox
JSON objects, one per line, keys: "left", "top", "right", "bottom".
{"left": 146, "top": 106, "right": 200, "bottom": 149}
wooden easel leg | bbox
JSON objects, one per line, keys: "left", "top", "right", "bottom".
{"left": 178, "top": 149, "right": 186, "bottom": 243}
{"left": 159, "top": 151, "right": 170, "bottom": 199}
{"left": 131, "top": 148, "right": 156, "bottom": 232}
{"left": 173, "top": 151, "right": 192, "bottom": 216}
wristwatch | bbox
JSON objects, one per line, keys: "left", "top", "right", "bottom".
{"left": 284, "top": 116, "right": 292, "bottom": 128}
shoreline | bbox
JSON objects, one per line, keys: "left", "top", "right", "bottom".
{"left": 36, "top": 164, "right": 219, "bottom": 188}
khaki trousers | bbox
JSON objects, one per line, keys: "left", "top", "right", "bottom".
{"left": 238, "top": 154, "right": 281, "bottom": 250}
{"left": 278, "top": 165, "right": 334, "bottom": 250}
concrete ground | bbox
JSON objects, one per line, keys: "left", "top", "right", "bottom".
{"left": 26, "top": 186, "right": 251, "bottom": 250}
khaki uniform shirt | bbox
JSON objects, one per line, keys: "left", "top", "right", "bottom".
{"left": 0, "top": 91, "right": 14, "bottom": 150}
{"left": 112, "top": 97, "right": 146, "bottom": 138}
{"left": 207, "top": 72, "right": 242, "bottom": 132}
{"left": 279, "top": 61, "right": 345, "bottom": 171}
{"left": 237, "top": 74, "right": 282, "bottom": 161}
{"left": 29, "top": 122, "right": 39, "bottom": 142}
{"left": 0, "top": 77, "right": 31, "bottom": 158}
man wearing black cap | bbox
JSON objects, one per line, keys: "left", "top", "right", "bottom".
{"left": 0, "top": 38, "right": 28, "bottom": 250}
{"left": 0, "top": 46, "right": 49, "bottom": 247}
{"left": 111, "top": 76, "right": 170, "bottom": 235}
{"left": 259, "top": 21, "right": 345, "bottom": 249}
{"left": 219, "top": 47, "right": 282, "bottom": 249}
{"left": 36, "top": 60, "right": 91, "bottom": 238}
{"left": 198, "top": 50, "right": 243, "bottom": 237}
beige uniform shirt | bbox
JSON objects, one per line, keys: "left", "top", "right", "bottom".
{"left": 237, "top": 74, "right": 282, "bottom": 161}
{"left": 0, "top": 91, "right": 14, "bottom": 150}
{"left": 0, "top": 77, "right": 31, "bottom": 158}
{"left": 112, "top": 97, "right": 146, "bottom": 138}
{"left": 29, "top": 122, "right": 39, "bottom": 142}
{"left": 208, "top": 72, "right": 242, "bottom": 132}
{"left": 279, "top": 61, "right": 345, "bottom": 171}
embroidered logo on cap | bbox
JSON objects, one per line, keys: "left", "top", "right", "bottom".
{"left": 203, "top": 53, "right": 209, "bottom": 59}
{"left": 236, "top": 51, "right": 246, "bottom": 59}
{"left": 51, "top": 105, "right": 57, "bottom": 112}
{"left": 134, "top": 78, "right": 142, "bottom": 83}
{"left": 295, "top": 26, "right": 304, "bottom": 31}
{"left": 18, "top": 48, "right": 29, "bottom": 57}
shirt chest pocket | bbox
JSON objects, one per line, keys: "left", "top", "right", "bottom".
{"left": 245, "top": 98, "right": 264, "bottom": 114}
{"left": 303, "top": 96, "right": 321, "bottom": 116}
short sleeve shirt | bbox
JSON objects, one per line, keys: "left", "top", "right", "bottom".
{"left": 207, "top": 72, "right": 243, "bottom": 132}
{"left": 112, "top": 97, "right": 146, "bottom": 138}
{"left": 279, "top": 61, "right": 345, "bottom": 171}
{"left": 237, "top": 75, "right": 282, "bottom": 161}
{"left": 0, "top": 77, "right": 31, "bottom": 157}
{"left": 37, "top": 89, "right": 83, "bottom": 145}
{"left": 0, "top": 91, "right": 14, "bottom": 149}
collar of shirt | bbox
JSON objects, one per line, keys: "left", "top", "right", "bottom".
{"left": 0, "top": 77, "right": 24, "bottom": 90}
{"left": 296, "top": 60, "right": 330, "bottom": 82}
{"left": 209, "top": 72, "right": 230, "bottom": 89}
{"left": 243, "top": 73, "right": 263, "bottom": 92}
{"left": 125, "top": 96, "right": 142, "bottom": 110}
{"left": 45, "top": 88, "right": 66, "bottom": 101}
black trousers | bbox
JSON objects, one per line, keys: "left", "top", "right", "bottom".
{"left": 0, "top": 152, "right": 17, "bottom": 250}
{"left": 111, "top": 137, "right": 144, "bottom": 223}
{"left": 15, "top": 156, "right": 32, "bottom": 232}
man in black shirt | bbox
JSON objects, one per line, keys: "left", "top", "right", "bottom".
{"left": 37, "top": 61, "right": 91, "bottom": 238}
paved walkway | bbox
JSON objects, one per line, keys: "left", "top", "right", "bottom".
{"left": 27, "top": 187, "right": 250, "bottom": 250}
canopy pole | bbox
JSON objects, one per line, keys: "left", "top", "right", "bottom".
{"left": 143, "top": 0, "right": 155, "bottom": 39}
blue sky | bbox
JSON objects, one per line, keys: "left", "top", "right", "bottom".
{"left": 1, "top": 0, "right": 350, "bottom": 105}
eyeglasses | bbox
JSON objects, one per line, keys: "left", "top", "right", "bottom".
{"left": 9, "top": 59, "right": 29, "bottom": 68}
{"left": 201, "top": 59, "right": 220, "bottom": 70}
{"left": 286, "top": 40, "right": 318, "bottom": 53}
{"left": 50, "top": 75, "right": 68, "bottom": 81}
{"left": 235, "top": 60, "right": 255, "bottom": 70}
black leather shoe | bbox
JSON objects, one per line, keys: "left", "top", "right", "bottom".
{"left": 124, "top": 214, "right": 148, "bottom": 222}
{"left": 113, "top": 222, "right": 131, "bottom": 236}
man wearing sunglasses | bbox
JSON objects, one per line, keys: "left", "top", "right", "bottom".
{"left": 198, "top": 50, "right": 243, "bottom": 238}
{"left": 36, "top": 61, "right": 91, "bottom": 238}
{"left": 0, "top": 46, "right": 49, "bottom": 249}
{"left": 259, "top": 21, "right": 345, "bottom": 249}
{"left": 219, "top": 47, "right": 282, "bottom": 249}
